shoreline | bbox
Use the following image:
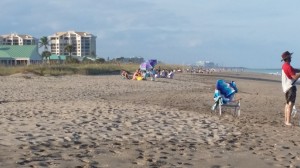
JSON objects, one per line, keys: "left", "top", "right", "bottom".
{"left": 0, "top": 72, "right": 299, "bottom": 167}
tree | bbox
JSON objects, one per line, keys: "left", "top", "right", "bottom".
{"left": 39, "top": 36, "right": 49, "bottom": 51}
{"left": 95, "top": 58, "right": 105, "bottom": 63}
{"left": 39, "top": 37, "right": 50, "bottom": 64}
{"left": 82, "top": 57, "right": 94, "bottom": 64}
{"left": 116, "top": 57, "right": 125, "bottom": 62}
{"left": 91, "top": 51, "right": 96, "bottom": 57}
{"left": 64, "top": 44, "right": 74, "bottom": 63}
{"left": 41, "top": 51, "right": 51, "bottom": 64}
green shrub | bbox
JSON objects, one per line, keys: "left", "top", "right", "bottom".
{"left": 0, "top": 63, "right": 186, "bottom": 76}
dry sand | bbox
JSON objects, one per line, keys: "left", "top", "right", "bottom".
{"left": 0, "top": 72, "right": 300, "bottom": 168}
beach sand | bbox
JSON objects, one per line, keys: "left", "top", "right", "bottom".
{"left": 0, "top": 72, "right": 300, "bottom": 168}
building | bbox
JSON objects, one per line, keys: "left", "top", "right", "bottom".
{"left": 48, "top": 54, "right": 66, "bottom": 64}
{"left": 0, "top": 33, "right": 37, "bottom": 45}
{"left": 0, "top": 45, "right": 42, "bottom": 65}
{"left": 49, "top": 31, "right": 97, "bottom": 58}
{"left": 195, "top": 61, "right": 216, "bottom": 68}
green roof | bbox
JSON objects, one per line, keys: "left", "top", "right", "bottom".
{"left": 0, "top": 45, "right": 41, "bottom": 60}
{"left": 49, "top": 54, "right": 66, "bottom": 60}
{"left": 0, "top": 50, "right": 10, "bottom": 58}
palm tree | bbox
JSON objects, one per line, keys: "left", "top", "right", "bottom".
{"left": 64, "top": 44, "right": 74, "bottom": 63}
{"left": 41, "top": 51, "right": 51, "bottom": 64}
{"left": 39, "top": 36, "right": 50, "bottom": 64}
{"left": 39, "top": 36, "right": 49, "bottom": 50}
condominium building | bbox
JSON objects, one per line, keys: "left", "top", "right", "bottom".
{"left": 0, "top": 33, "right": 37, "bottom": 45}
{"left": 49, "top": 31, "right": 97, "bottom": 58}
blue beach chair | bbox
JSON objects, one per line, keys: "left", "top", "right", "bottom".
{"left": 211, "top": 80, "right": 241, "bottom": 117}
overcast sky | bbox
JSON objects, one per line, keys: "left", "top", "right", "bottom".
{"left": 1, "top": 0, "right": 300, "bottom": 68}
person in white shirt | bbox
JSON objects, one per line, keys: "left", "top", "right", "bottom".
{"left": 167, "top": 70, "right": 174, "bottom": 79}
{"left": 281, "top": 51, "right": 300, "bottom": 126}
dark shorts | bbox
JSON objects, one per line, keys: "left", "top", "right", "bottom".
{"left": 285, "top": 86, "right": 297, "bottom": 104}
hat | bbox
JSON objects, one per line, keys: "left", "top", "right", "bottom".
{"left": 281, "top": 51, "right": 293, "bottom": 61}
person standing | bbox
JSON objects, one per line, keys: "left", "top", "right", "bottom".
{"left": 281, "top": 51, "right": 300, "bottom": 126}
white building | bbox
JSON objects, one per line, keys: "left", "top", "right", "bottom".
{"left": 196, "top": 61, "right": 216, "bottom": 68}
{"left": 0, "top": 33, "right": 37, "bottom": 45}
{"left": 49, "top": 31, "right": 97, "bottom": 58}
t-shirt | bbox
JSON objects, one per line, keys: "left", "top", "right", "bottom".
{"left": 282, "top": 62, "right": 296, "bottom": 93}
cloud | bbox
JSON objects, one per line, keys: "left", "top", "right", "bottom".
{"left": 2, "top": 0, "right": 300, "bottom": 68}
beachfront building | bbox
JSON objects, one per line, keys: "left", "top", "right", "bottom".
{"left": 196, "top": 61, "right": 216, "bottom": 68}
{"left": 0, "top": 33, "right": 41, "bottom": 65}
{"left": 0, "top": 45, "right": 42, "bottom": 65}
{"left": 0, "top": 33, "right": 37, "bottom": 45}
{"left": 49, "top": 31, "right": 97, "bottom": 58}
{"left": 48, "top": 54, "right": 66, "bottom": 64}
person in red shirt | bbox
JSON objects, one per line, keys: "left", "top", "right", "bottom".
{"left": 281, "top": 51, "right": 300, "bottom": 126}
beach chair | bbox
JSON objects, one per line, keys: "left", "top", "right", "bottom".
{"left": 212, "top": 96, "right": 241, "bottom": 117}
{"left": 292, "top": 105, "right": 300, "bottom": 126}
{"left": 211, "top": 80, "right": 240, "bottom": 117}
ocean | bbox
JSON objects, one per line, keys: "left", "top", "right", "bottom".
{"left": 244, "top": 68, "right": 281, "bottom": 75}
{"left": 244, "top": 68, "right": 300, "bottom": 84}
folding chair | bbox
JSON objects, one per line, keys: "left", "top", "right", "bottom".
{"left": 211, "top": 80, "right": 240, "bottom": 117}
{"left": 292, "top": 105, "right": 300, "bottom": 126}
{"left": 212, "top": 97, "right": 241, "bottom": 117}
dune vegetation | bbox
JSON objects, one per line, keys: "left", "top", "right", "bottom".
{"left": 0, "top": 63, "right": 185, "bottom": 76}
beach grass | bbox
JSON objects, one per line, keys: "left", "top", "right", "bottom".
{"left": 0, "top": 63, "right": 186, "bottom": 76}
{"left": 0, "top": 66, "right": 27, "bottom": 76}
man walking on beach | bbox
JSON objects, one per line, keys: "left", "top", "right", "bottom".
{"left": 281, "top": 51, "right": 300, "bottom": 126}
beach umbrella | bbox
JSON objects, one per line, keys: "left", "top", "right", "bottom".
{"left": 147, "top": 59, "right": 157, "bottom": 67}
{"left": 140, "top": 61, "right": 153, "bottom": 71}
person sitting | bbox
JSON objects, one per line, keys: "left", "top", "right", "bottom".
{"left": 143, "top": 70, "right": 150, "bottom": 80}
{"left": 167, "top": 70, "right": 174, "bottom": 79}
{"left": 160, "top": 69, "right": 167, "bottom": 78}
{"left": 121, "top": 69, "right": 130, "bottom": 79}
{"left": 132, "top": 68, "right": 142, "bottom": 80}
{"left": 155, "top": 68, "right": 160, "bottom": 78}
{"left": 150, "top": 68, "right": 156, "bottom": 81}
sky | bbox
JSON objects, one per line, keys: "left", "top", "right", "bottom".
{"left": 1, "top": 0, "right": 300, "bottom": 68}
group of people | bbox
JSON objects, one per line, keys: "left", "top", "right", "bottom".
{"left": 121, "top": 68, "right": 152, "bottom": 80}
{"left": 121, "top": 67, "right": 175, "bottom": 81}
{"left": 121, "top": 51, "right": 299, "bottom": 127}
{"left": 155, "top": 68, "right": 175, "bottom": 79}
